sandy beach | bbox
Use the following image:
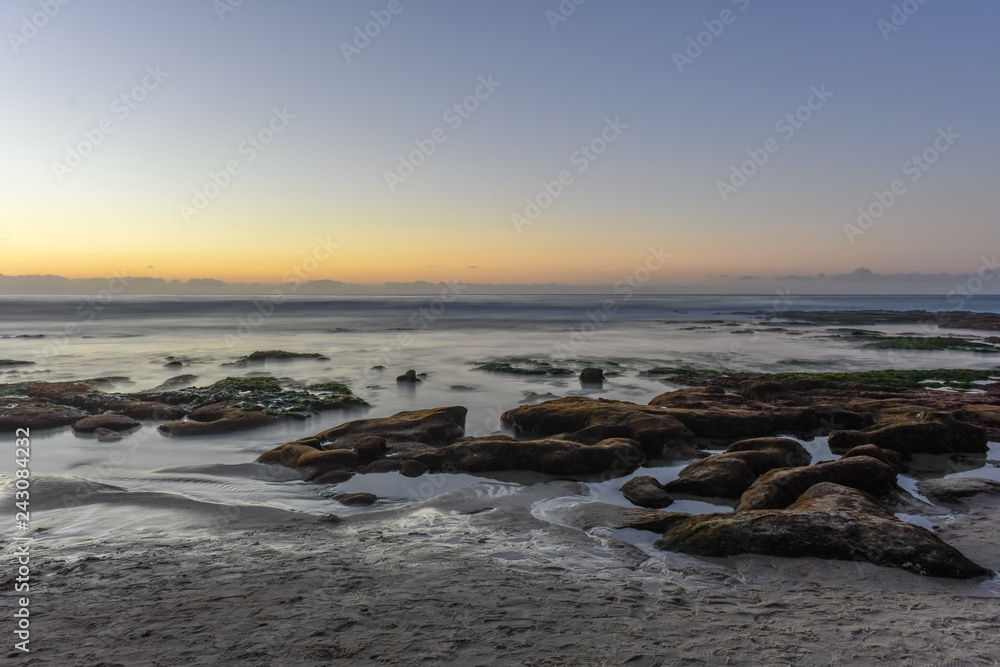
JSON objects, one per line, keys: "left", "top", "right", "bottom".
{"left": 7, "top": 471, "right": 998, "bottom": 667}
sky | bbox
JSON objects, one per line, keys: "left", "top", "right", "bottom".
{"left": 2, "top": 0, "right": 999, "bottom": 294}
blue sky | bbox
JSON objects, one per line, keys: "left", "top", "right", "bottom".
{"left": 2, "top": 0, "right": 998, "bottom": 293}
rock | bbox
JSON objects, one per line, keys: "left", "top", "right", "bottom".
{"left": 621, "top": 476, "right": 674, "bottom": 508}
{"left": 317, "top": 406, "right": 467, "bottom": 451}
{"left": 664, "top": 456, "right": 758, "bottom": 498}
{"left": 296, "top": 449, "right": 361, "bottom": 476}
{"left": 396, "top": 369, "right": 421, "bottom": 383}
{"left": 664, "top": 437, "right": 811, "bottom": 499}
{"left": 723, "top": 437, "right": 812, "bottom": 471}
{"left": 501, "top": 397, "right": 701, "bottom": 460}
{"left": 333, "top": 492, "right": 377, "bottom": 506}
{"left": 163, "top": 361, "right": 183, "bottom": 369}
{"left": 0, "top": 402, "right": 87, "bottom": 431}
{"left": 736, "top": 456, "right": 898, "bottom": 512}
{"left": 256, "top": 407, "right": 467, "bottom": 479}
{"left": 579, "top": 368, "right": 605, "bottom": 383}
{"left": 917, "top": 477, "right": 1000, "bottom": 505}
{"left": 828, "top": 411, "right": 988, "bottom": 454}
{"left": 543, "top": 501, "right": 689, "bottom": 533}
{"left": 71, "top": 414, "right": 142, "bottom": 433}
{"left": 422, "top": 436, "right": 646, "bottom": 476}
{"left": 0, "top": 360, "right": 34, "bottom": 367}
{"left": 840, "top": 444, "right": 902, "bottom": 471}
{"left": 97, "top": 400, "right": 187, "bottom": 421}
{"left": 355, "top": 435, "right": 387, "bottom": 463}
{"left": 159, "top": 403, "right": 274, "bottom": 436}
{"left": 93, "top": 427, "right": 124, "bottom": 442}
{"left": 656, "top": 483, "right": 991, "bottom": 579}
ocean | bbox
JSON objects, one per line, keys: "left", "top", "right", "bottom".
{"left": 2, "top": 293, "right": 1000, "bottom": 543}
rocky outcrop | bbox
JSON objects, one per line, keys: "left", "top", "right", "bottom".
{"left": 0, "top": 402, "right": 87, "bottom": 431}
{"left": 664, "top": 437, "right": 811, "bottom": 498}
{"left": 501, "top": 397, "right": 702, "bottom": 459}
{"left": 71, "top": 414, "right": 142, "bottom": 433}
{"left": 579, "top": 368, "right": 605, "bottom": 383}
{"left": 159, "top": 403, "right": 274, "bottom": 436}
{"left": 736, "top": 456, "right": 898, "bottom": 512}
{"left": 656, "top": 483, "right": 991, "bottom": 579}
{"left": 621, "top": 476, "right": 674, "bottom": 508}
{"left": 317, "top": 406, "right": 467, "bottom": 452}
{"left": 839, "top": 444, "right": 902, "bottom": 471}
{"left": 828, "top": 411, "right": 988, "bottom": 454}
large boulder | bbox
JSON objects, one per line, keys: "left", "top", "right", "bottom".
{"left": 664, "top": 437, "right": 810, "bottom": 498}
{"left": 736, "top": 456, "right": 898, "bottom": 512}
{"left": 71, "top": 414, "right": 142, "bottom": 433}
{"left": 159, "top": 403, "right": 274, "bottom": 436}
{"left": 664, "top": 456, "right": 757, "bottom": 498}
{"left": 828, "top": 411, "right": 988, "bottom": 454}
{"left": 656, "top": 483, "right": 991, "bottom": 579}
{"left": 621, "top": 476, "right": 674, "bottom": 508}
{"left": 0, "top": 402, "right": 87, "bottom": 431}
{"left": 501, "top": 397, "right": 701, "bottom": 459}
{"left": 317, "top": 406, "right": 467, "bottom": 453}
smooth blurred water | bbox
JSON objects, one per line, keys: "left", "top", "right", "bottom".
{"left": 1, "top": 294, "right": 998, "bottom": 540}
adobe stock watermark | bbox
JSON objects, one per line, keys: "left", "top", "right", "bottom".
{"left": 52, "top": 66, "right": 169, "bottom": 182}
{"left": 843, "top": 126, "right": 958, "bottom": 244}
{"left": 717, "top": 84, "right": 833, "bottom": 202}
{"left": 511, "top": 116, "right": 628, "bottom": 233}
{"left": 553, "top": 245, "right": 671, "bottom": 358}
{"left": 8, "top": 0, "right": 72, "bottom": 55}
{"left": 179, "top": 107, "right": 295, "bottom": 223}
{"left": 384, "top": 75, "right": 502, "bottom": 192}
{"left": 340, "top": 0, "right": 414, "bottom": 64}
{"left": 878, "top": 0, "right": 931, "bottom": 41}
{"left": 213, "top": 0, "right": 246, "bottom": 21}
{"left": 672, "top": 0, "right": 751, "bottom": 73}
{"left": 545, "top": 0, "right": 588, "bottom": 31}
{"left": 223, "top": 235, "right": 339, "bottom": 349}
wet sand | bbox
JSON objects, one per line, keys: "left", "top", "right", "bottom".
{"left": 7, "top": 477, "right": 1000, "bottom": 666}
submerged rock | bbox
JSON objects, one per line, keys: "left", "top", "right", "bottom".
{"left": 334, "top": 492, "right": 377, "bottom": 506}
{"left": 916, "top": 477, "right": 1000, "bottom": 505}
{"left": 621, "top": 476, "right": 674, "bottom": 508}
{"left": 656, "top": 483, "right": 991, "bottom": 579}
{"left": 396, "top": 370, "right": 421, "bottom": 383}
